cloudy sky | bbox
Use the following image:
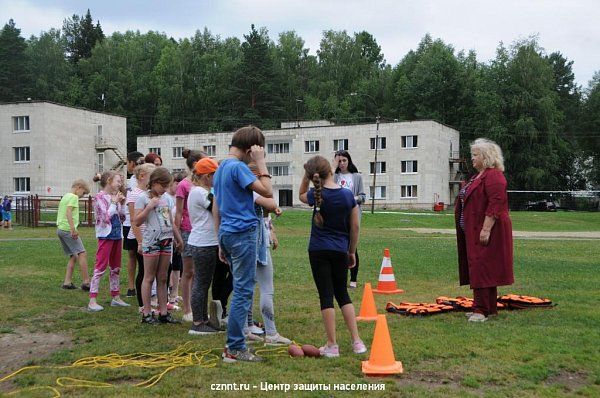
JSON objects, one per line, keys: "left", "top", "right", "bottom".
{"left": 2, "top": 0, "right": 599, "bottom": 87}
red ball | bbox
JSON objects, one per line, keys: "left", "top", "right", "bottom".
{"left": 288, "top": 344, "right": 305, "bottom": 357}
{"left": 301, "top": 344, "right": 321, "bottom": 358}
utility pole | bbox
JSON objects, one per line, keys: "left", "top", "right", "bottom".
{"left": 371, "top": 115, "right": 380, "bottom": 214}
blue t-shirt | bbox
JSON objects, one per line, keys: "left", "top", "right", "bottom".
{"left": 307, "top": 187, "right": 356, "bottom": 253}
{"left": 213, "top": 158, "right": 258, "bottom": 234}
{"left": 103, "top": 214, "right": 122, "bottom": 240}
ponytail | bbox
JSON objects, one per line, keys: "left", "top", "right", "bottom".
{"left": 312, "top": 173, "right": 324, "bottom": 227}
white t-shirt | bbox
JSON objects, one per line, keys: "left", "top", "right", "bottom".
{"left": 187, "top": 186, "right": 218, "bottom": 247}
{"left": 126, "top": 186, "right": 145, "bottom": 240}
{"left": 338, "top": 173, "right": 354, "bottom": 192}
{"left": 123, "top": 175, "right": 138, "bottom": 227}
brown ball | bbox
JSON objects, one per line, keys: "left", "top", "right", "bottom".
{"left": 288, "top": 344, "right": 305, "bottom": 357}
{"left": 301, "top": 344, "right": 321, "bottom": 358}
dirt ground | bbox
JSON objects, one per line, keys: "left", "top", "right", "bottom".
{"left": 0, "top": 327, "right": 72, "bottom": 374}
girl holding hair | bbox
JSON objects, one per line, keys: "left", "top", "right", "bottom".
{"left": 126, "top": 163, "right": 156, "bottom": 310}
{"left": 175, "top": 149, "right": 206, "bottom": 322}
{"left": 333, "top": 150, "right": 365, "bottom": 288}
{"left": 88, "top": 171, "right": 130, "bottom": 312}
{"left": 135, "top": 167, "right": 184, "bottom": 324}
{"left": 299, "top": 155, "right": 366, "bottom": 357}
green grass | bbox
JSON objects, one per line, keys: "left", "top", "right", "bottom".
{"left": 0, "top": 210, "right": 599, "bottom": 397}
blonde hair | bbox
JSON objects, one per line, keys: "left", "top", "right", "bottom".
{"left": 134, "top": 163, "right": 156, "bottom": 179}
{"left": 470, "top": 138, "right": 505, "bottom": 172}
{"left": 71, "top": 179, "right": 90, "bottom": 194}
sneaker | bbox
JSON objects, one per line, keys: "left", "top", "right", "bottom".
{"left": 265, "top": 333, "right": 292, "bottom": 346}
{"left": 182, "top": 312, "right": 193, "bottom": 322}
{"left": 349, "top": 281, "right": 357, "bottom": 289}
{"left": 249, "top": 324, "right": 264, "bottom": 335}
{"left": 62, "top": 283, "right": 76, "bottom": 290}
{"left": 158, "top": 313, "right": 181, "bottom": 324}
{"left": 465, "top": 312, "right": 474, "bottom": 317}
{"left": 81, "top": 283, "right": 90, "bottom": 292}
{"left": 209, "top": 300, "right": 223, "bottom": 330}
{"left": 111, "top": 298, "right": 131, "bottom": 307}
{"left": 319, "top": 344, "right": 340, "bottom": 358}
{"left": 141, "top": 314, "right": 158, "bottom": 325}
{"left": 88, "top": 302, "right": 104, "bottom": 312}
{"left": 245, "top": 333, "right": 264, "bottom": 344}
{"left": 468, "top": 313, "right": 488, "bottom": 323}
{"left": 352, "top": 340, "right": 367, "bottom": 354}
{"left": 189, "top": 323, "right": 220, "bottom": 336}
{"left": 220, "top": 316, "right": 229, "bottom": 329}
{"left": 222, "top": 347, "right": 264, "bottom": 363}
{"left": 126, "top": 289, "right": 136, "bottom": 297}
{"left": 166, "top": 302, "right": 179, "bottom": 311}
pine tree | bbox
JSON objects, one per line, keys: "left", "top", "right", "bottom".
{"left": 0, "top": 19, "right": 31, "bottom": 101}
{"left": 63, "top": 9, "right": 105, "bottom": 64}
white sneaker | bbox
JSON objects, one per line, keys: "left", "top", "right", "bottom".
{"left": 265, "top": 333, "right": 292, "bottom": 346}
{"left": 88, "top": 302, "right": 104, "bottom": 312}
{"left": 245, "top": 333, "right": 264, "bottom": 344}
{"left": 182, "top": 312, "right": 193, "bottom": 322}
{"left": 468, "top": 313, "right": 487, "bottom": 322}
{"left": 220, "top": 316, "right": 228, "bottom": 329}
{"left": 349, "top": 281, "right": 357, "bottom": 289}
{"left": 111, "top": 298, "right": 131, "bottom": 307}
{"left": 249, "top": 324, "right": 264, "bottom": 335}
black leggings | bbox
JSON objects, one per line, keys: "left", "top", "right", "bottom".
{"left": 309, "top": 250, "right": 352, "bottom": 310}
{"left": 349, "top": 250, "right": 359, "bottom": 282}
{"left": 212, "top": 257, "right": 233, "bottom": 317}
{"left": 134, "top": 250, "right": 144, "bottom": 307}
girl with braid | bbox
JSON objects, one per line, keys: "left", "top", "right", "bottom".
{"left": 299, "top": 155, "right": 366, "bottom": 358}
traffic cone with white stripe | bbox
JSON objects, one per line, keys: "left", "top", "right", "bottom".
{"left": 372, "top": 248, "right": 404, "bottom": 295}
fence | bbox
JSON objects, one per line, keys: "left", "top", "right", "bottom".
{"left": 14, "top": 195, "right": 94, "bottom": 227}
{"left": 508, "top": 191, "right": 600, "bottom": 211}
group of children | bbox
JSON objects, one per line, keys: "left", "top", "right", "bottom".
{"left": 56, "top": 125, "right": 366, "bottom": 362}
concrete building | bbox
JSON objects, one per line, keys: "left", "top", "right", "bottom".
{"left": 137, "top": 120, "right": 462, "bottom": 209}
{"left": 0, "top": 101, "right": 127, "bottom": 197}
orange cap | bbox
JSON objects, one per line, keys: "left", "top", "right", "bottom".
{"left": 194, "top": 158, "right": 219, "bottom": 175}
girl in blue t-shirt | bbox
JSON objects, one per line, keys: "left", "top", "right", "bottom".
{"left": 299, "top": 155, "right": 366, "bottom": 358}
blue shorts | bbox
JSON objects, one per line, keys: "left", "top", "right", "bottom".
{"left": 2, "top": 211, "right": 11, "bottom": 221}
{"left": 143, "top": 238, "right": 173, "bottom": 257}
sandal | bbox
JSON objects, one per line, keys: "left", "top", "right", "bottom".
{"left": 81, "top": 283, "right": 90, "bottom": 291}
{"left": 61, "top": 283, "right": 77, "bottom": 290}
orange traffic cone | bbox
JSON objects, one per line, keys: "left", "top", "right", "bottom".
{"left": 372, "top": 248, "right": 404, "bottom": 294}
{"left": 362, "top": 314, "right": 403, "bottom": 375}
{"left": 356, "top": 283, "right": 378, "bottom": 321}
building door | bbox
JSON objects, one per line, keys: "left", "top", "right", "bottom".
{"left": 279, "top": 189, "right": 293, "bottom": 207}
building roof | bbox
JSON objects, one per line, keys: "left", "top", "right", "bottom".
{"left": 0, "top": 100, "right": 126, "bottom": 119}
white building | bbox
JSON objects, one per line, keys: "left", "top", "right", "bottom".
{"left": 137, "top": 120, "right": 463, "bottom": 209}
{"left": 0, "top": 101, "right": 127, "bottom": 197}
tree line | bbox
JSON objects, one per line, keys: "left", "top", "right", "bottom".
{"left": 1, "top": 10, "right": 599, "bottom": 189}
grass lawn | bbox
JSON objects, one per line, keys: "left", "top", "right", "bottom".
{"left": 0, "top": 210, "right": 599, "bottom": 397}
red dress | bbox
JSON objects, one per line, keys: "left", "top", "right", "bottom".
{"left": 455, "top": 168, "right": 514, "bottom": 288}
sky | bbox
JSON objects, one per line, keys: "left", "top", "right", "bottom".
{"left": 1, "top": 0, "right": 599, "bottom": 87}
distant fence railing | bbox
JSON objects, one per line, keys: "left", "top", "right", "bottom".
{"left": 508, "top": 191, "right": 600, "bottom": 211}
{"left": 14, "top": 195, "right": 94, "bottom": 227}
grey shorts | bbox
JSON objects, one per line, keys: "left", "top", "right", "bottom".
{"left": 181, "top": 231, "right": 193, "bottom": 258}
{"left": 57, "top": 229, "right": 86, "bottom": 256}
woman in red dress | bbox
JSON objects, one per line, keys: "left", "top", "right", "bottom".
{"left": 455, "top": 138, "right": 514, "bottom": 322}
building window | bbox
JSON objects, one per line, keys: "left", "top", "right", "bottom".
{"left": 369, "top": 186, "right": 387, "bottom": 199}
{"left": 401, "top": 185, "right": 418, "bottom": 198}
{"left": 267, "top": 142, "right": 290, "bottom": 154}
{"left": 402, "top": 135, "right": 418, "bottom": 148}
{"left": 98, "top": 153, "right": 104, "bottom": 173}
{"left": 149, "top": 147, "right": 161, "bottom": 156}
{"left": 203, "top": 145, "right": 216, "bottom": 157}
{"left": 14, "top": 147, "right": 30, "bottom": 162}
{"left": 14, "top": 177, "right": 31, "bottom": 193}
{"left": 401, "top": 160, "right": 418, "bottom": 173}
{"left": 12, "top": 116, "right": 30, "bottom": 132}
{"left": 173, "top": 147, "right": 184, "bottom": 158}
{"left": 370, "top": 136, "right": 386, "bottom": 150}
{"left": 268, "top": 165, "right": 289, "bottom": 176}
{"left": 305, "top": 140, "right": 319, "bottom": 153}
{"left": 369, "top": 161, "right": 386, "bottom": 174}
{"left": 333, "top": 139, "right": 348, "bottom": 151}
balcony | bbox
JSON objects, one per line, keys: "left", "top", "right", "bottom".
{"left": 449, "top": 151, "right": 466, "bottom": 163}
